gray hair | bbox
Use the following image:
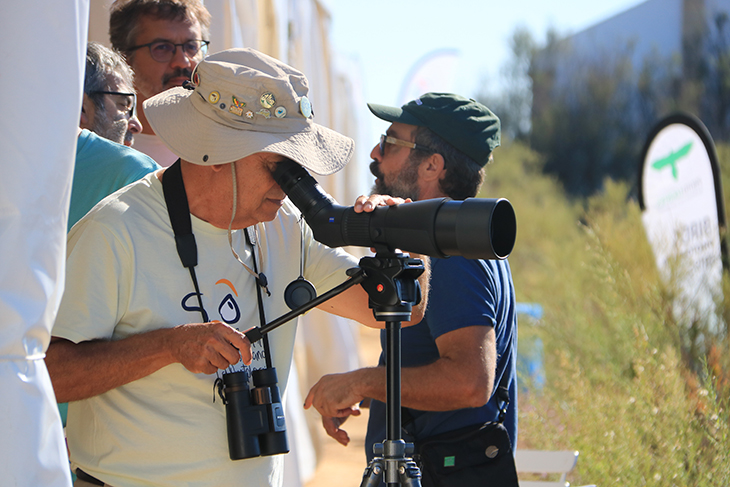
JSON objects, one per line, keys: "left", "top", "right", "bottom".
{"left": 409, "top": 126, "right": 487, "bottom": 200}
{"left": 84, "top": 41, "right": 135, "bottom": 111}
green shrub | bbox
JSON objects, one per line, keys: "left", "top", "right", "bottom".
{"left": 487, "top": 140, "right": 730, "bottom": 486}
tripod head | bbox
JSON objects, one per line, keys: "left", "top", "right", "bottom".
{"left": 357, "top": 250, "right": 424, "bottom": 322}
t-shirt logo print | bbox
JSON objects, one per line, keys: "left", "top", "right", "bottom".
{"left": 180, "top": 278, "right": 242, "bottom": 325}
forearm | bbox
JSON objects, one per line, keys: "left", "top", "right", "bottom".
{"left": 46, "top": 330, "right": 176, "bottom": 402}
{"left": 360, "top": 358, "right": 492, "bottom": 412}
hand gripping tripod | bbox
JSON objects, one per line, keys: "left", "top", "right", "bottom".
{"left": 244, "top": 249, "right": 425, "bottom": 487}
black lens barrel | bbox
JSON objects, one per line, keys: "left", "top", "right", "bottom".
{"left": 272, "top": 160, "right": 516, "bottom": 260}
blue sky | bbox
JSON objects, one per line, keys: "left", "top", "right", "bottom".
{"left": 320, "top": 0, "right": 647, "bottom": 143}
{"left": 323, "top": 0, "right": 646, "bottom": 104}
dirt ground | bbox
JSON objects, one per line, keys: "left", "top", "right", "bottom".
{"left": 303, "top": 326, "right": 382, "bottom": 487}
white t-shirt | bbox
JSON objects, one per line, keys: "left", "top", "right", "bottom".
{"left": 53, "top": 172, "right": 358, "bottom": 487}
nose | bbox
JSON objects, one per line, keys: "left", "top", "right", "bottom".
{"left": 128, "top": 115, "right": 143, "bottom": 134}
{"left": 169, "top": 45, "right": 194, "bottom": 69}
{"left": 370, "top": 142, "right": 381, "bottom": 162}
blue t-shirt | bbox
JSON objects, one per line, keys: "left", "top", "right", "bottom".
{"left": 365, "top": 256, "right": 518, "bottom": 460}
{"left": 69, "top": 130, "right": 160, "bottom": 229}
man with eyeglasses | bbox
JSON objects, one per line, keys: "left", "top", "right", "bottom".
{"left": 82, "top": 42, "right": 143, "bottom": 147}
{"left": 110, "top": 0, "right": 212, "bottom": 167}
{"left": 304, "top": 93, "right": 519, "bottom": 485}
{"left": 72, "top": 41, "right": 160, "bottom": 230}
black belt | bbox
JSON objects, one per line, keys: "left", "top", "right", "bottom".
{"left": 76, "top": 469, "right": 105, "bottom": 486}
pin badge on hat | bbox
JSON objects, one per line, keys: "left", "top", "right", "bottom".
{"left": 246, "top": 110, "right": 254, "bottom": 119}
{"left": 229, "top": 96, "right": 246, "bottom": 116}
{"left": 260, "top": 92, "right": 276, "bottom": 109}
{"left": 257, "top": 109, "right": 271, "bottom": 119}
{"left": 299, "top": 96, "right": 312, "bottom": 118}
{"left": 275, "top": 106, "right": 287, "bottom": 118}
{"left": 208, "top": 91, "right": 220, "bottom": 104}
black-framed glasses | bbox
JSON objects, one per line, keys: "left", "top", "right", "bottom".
{"left": 379, "top": 134, "right": 436, "bottom": 157}
{"left": 88, "top": 91, "right": 137, "bottom": 118}
{"left": 128, "top": 40, "right": 210, "bottom": 63}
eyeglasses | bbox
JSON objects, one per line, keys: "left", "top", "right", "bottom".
{"left": 379, "top": 134, "right": 436, "bottom": 157}
{"left": 88, "top": 91, "right": 137, "bottom": 118}
{"left": 128, "top": 40, "right": 210, "bottom": 63}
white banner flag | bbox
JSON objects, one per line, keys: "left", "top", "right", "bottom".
{"left": 639, "top": 113, "right": 727, "bottom": 325}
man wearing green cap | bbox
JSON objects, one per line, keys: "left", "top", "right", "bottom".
{"left": 305, "top": 93, "right": 518, "bottom": 479}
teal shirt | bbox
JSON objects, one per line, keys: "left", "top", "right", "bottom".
{"left": 69, "top": 130, "right": 160, "bottom": 230}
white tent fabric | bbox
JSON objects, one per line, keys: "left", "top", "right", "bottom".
{"left": 0, "top": 1, "right": 89, "bottom": 485}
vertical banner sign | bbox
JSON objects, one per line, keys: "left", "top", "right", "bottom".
{"left": 397, "top": 48, "right": 460, "bottom": 106}
{"left": 638, "top": 113, "right": 727, "bottom": 325}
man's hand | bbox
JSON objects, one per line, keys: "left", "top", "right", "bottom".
{"left": 304, "top": 369, "right": 376, "bottom": 445}
{"left": 321, "top": 411, "right": 360, "bottom": 446}
{"left": 167, "top": 321, "right": 252, "bottom": 374}
{"left": 353, "top": 194, "right": 411, "bottom": 213}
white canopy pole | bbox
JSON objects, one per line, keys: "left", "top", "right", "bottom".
{"left": 0, "top": 1, "right": 89, "bottom": 485}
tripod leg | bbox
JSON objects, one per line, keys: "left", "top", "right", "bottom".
{"left": 360, "top": 458, "right": 384, "bottom": 487}
{"left": 399, "top": 460, "right": 422, "bottom": 487}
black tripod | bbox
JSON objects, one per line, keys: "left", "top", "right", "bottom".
{"left": 245, "top": 250, "right": 425, "bottom": 487}
{"left": 357, "top": 251, "right": 423, "bottom": 487}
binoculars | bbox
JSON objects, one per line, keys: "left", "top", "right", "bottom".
{"left": 217, "top": 367, "right": 289, "bottom": 460}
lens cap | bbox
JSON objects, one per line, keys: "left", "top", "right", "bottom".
{"left": 284, "top": 278, "right": 317, "bottom": 310}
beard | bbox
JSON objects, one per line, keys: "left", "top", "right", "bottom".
{"left": 91, "top": 109, "right": 127, "bottom": 145}
{"left": 369, "top": 159, "right": 421, "bottom": 201}
{"left": 124, "top": 130, "right": 135, "bottom": 147}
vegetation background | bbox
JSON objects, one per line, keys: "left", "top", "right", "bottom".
{"left": 485, "top": 139, "right": 730, "bottom": 486}
{"left": 471, "top": 21, "right": 730, "bottom": 485}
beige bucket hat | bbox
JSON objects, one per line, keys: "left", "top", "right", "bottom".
{"left": 143, "top": 48, "right": 354, "bottom": 175}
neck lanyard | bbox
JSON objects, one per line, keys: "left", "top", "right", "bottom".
{"left": 162, "top": 159, "right": 272, "bottom": 368}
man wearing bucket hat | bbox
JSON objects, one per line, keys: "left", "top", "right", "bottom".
{"left": 46, "top": 48, "right": 427, "bottom": 487}
{"left": 304, "top": 93, "right": 518, "bottom": 483}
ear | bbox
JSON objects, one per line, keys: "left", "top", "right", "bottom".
{"left": 80, "top": 94, "right": 94, "bottom": 128}
{"left": 418, "top": 152, "right": 445, "bottom": 182}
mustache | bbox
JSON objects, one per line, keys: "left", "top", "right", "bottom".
{"left": 369, "top": 160, "right": 383, "bottom": 180}
{"left": 162, "top": 68, "right": 193, "bottom": 86}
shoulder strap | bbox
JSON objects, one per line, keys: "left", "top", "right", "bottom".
{"left": 161, "top": 159, "right": 208, "bottom": 322}
{"left": 495, "top": 371, "right": 511, "bottom": 423}
{"left": 162, "top": 159, "right": 197, "bottom": 268}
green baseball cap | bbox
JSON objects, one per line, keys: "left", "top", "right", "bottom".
{"left": 367, "top": 92, "right": 500, "bottom": 166}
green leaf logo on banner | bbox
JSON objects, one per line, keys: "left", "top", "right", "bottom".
{"left": 651, "top": 141, "right": 692, "bottom": 179}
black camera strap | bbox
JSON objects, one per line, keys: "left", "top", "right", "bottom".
{"left": 161, "top": 159, "right": 272, "bottom": 368}
{"left": 244, "top": 227, "right": 273, "bottom": 369}
{"left": 495, "top": 370, "right": 511, "bottom": 423}
{"left": 162, "top": 159, "right": 208, "bottom": 323}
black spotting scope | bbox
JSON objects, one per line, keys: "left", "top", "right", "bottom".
{"left": 272, "top": 160, "right": 516, "bottom": 260}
